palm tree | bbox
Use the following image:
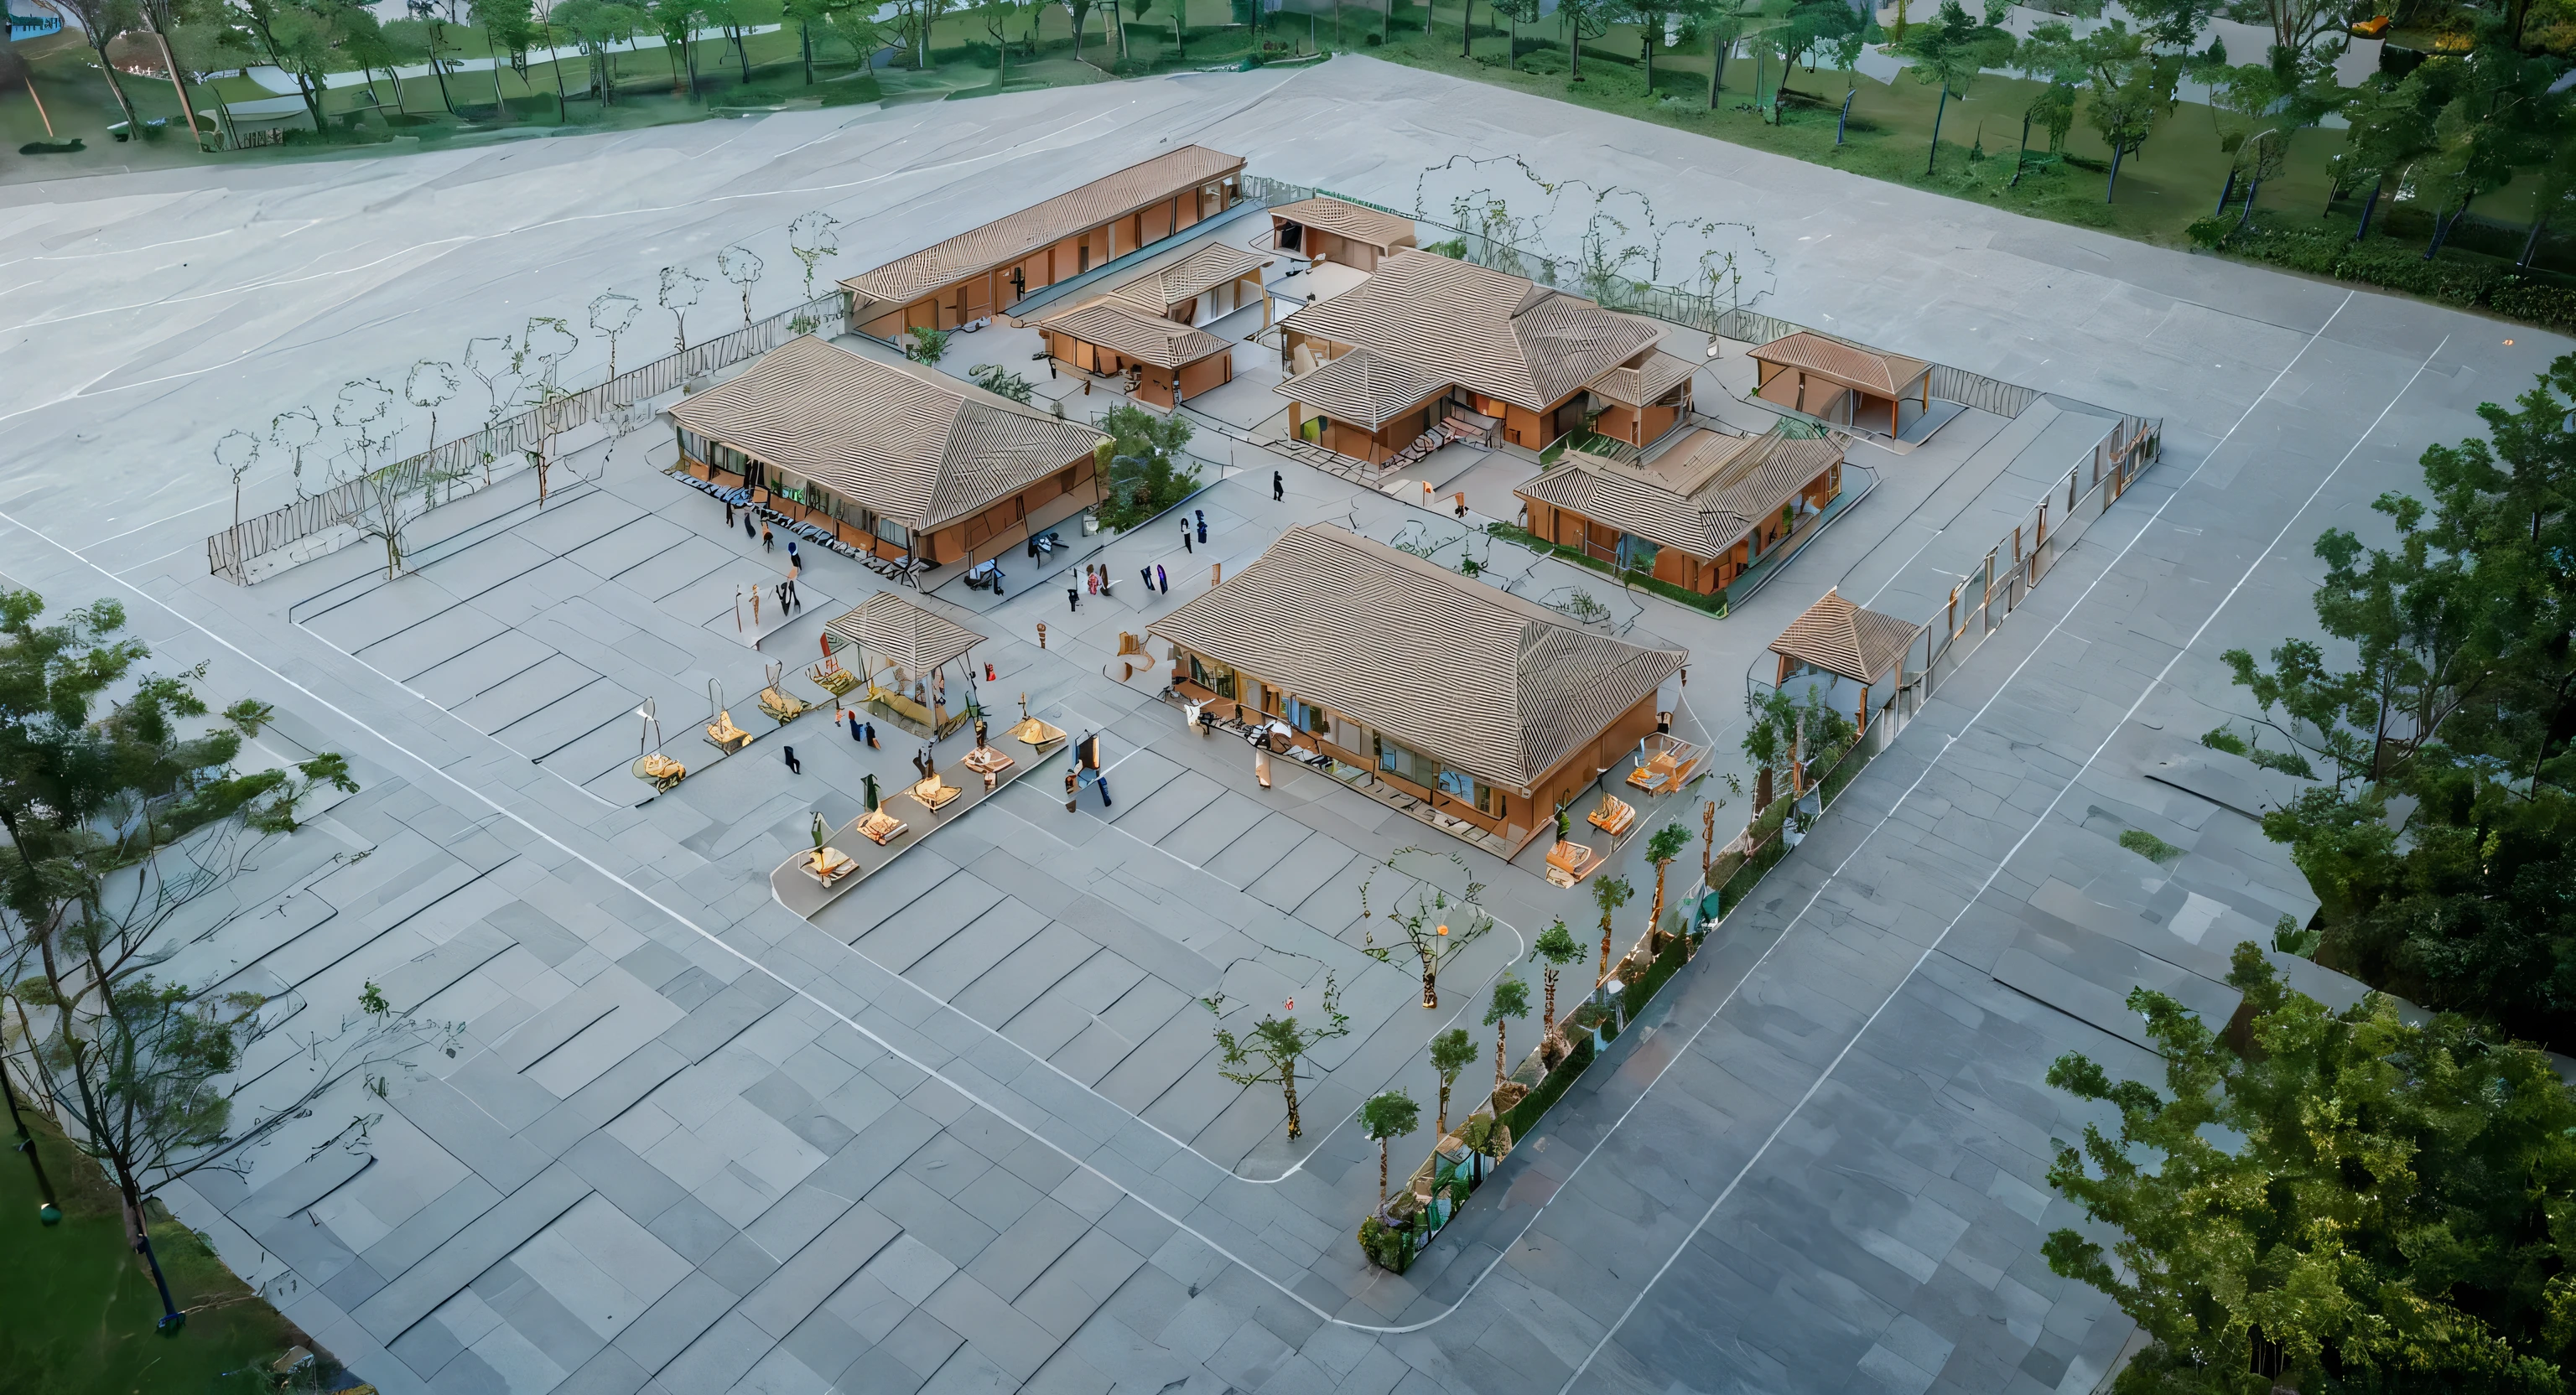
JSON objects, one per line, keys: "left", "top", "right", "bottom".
{"left": 1483, "top": 976, "right": 1530, "bottom": 1092}
{"left": 1643, "top": 822, "right": 1692, "bottom": 949}
{"left": 1359, "top": 1090, "right": 1419, "bottom": 1210}
{"left": 1429, "top": 1029, "right": 1475, "bottom": 1137}
{"left": 1530, "top": 920, "right": 1584, "bottom": 1043}
{"left": 1591, "top": 875, "right": 1633, "bottom": 987}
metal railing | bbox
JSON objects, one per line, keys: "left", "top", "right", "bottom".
{"left": 207, "top": 293, "right": 848, "bottom": 583}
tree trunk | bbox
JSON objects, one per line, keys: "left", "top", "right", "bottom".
{"left": 1708, "top": 26, "right": 1725, "bottom": 108}
{"left": 145, "top": 29, "right": 200, "bottom": 149}
{"left": 1420, "top": 962, "right": 1436, "bottom": 1009}
{"left": 668, "top": 38, "right": 688, "bottom": 94}
{"left": 488, "top": 29, "right": 510, "bottom": 110}
{"left": 1569, "top": 23, "right": 1581, "bottom": 79}
{"left": 429, "top": 29, "right": 458, "bottom": 111}
{"left": 1493, "top": 1023, "right": 1507, "bottom": 1091}
{"left": 802, "top": 19, "right": 813, "bottom": 80}
{"left": 1927, "top": 81, "right": 1948, "bottom": 176}
{"left": 1377, "top": 1138, "right": 1389, "bottom": 1204}
{"left": 2424, "top": 194, "right": 2467, "bottom": 259}
{"left": 1639, "top": 30, "right": 1649, "bottom": 91}
{"left": 2214, "top": 169, "right": 2236, "bottom": 216}
{"left": 1436, "top": 1082, "right": 1451, "bottom": 1137}
{"left": 1840, "top": 86, "right": 1856, "bottom": 146}
{"left": 2105, "top": 139, "right": 2124, "bottom": 202}
{"left": 1597, "top": 915, "right": 1612, "bottom": 983}
{"left": 548, "top": 23, "right": 570, "bottom": 119}
{"left": 1541, "top": 969, "right": 1557, "bottom": 1038}
{"left": 1649, "top": 863, "right": 1670, "bottom": 947}
{"left": 2518, "top": 214, "right": 2547, "bottom": 267}
{"left": 1282, "top": 1064, "right": 1302, "bottom": 1138}
{"left": 1462, "top": 0, "right": 1471, "bottom": 56}
{"left": 734, "top": 23, "right": 753, "bottom": 81}
{"left": 2354, "top": 176, "right": 2381, "bottom": 241}
{"left": 87, "top": 38, "right": 143, "bottom": 136}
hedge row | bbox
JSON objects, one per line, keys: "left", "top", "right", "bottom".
{"left": 1485, "top": 522, "right": 1731, "bottom": 615}
{"left": 2189, "top": 212, "right": 2576, "bottom": 332}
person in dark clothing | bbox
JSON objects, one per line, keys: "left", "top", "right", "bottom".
{"left": 865, "top": 721, "right": 879, "bottom": 749}
{"left": 725, "top": 501, "right": 735, "bottom": 527}
{"left": 1182, "top": 522, "right": 1192, "bottom": 553}
{"left": 1095, "top": 774, "right": 1111, "bottom": 807}
{"left": 1067, "top": 588, "right": 1080, "bottom": 613}
{"left": 783, "top": 745, "right": 801, "bottom": 774}
{"left": 848, "top": 711, "right": 864, "bottom": 742}
{"left": 1272, "top": 470, "right": 1284, "bottom": 501}
{"left": 1141, "top": 566, "right": 1153, "bottom": 590}
{"left": 744, "top": 514, "right": 756, "bottom": 541}
{"left": 1156, "top": 563, "right": 1167, "bottom": 593}
{"left": 761, "top": 525, "right": 775, "bottom": 552}
{"left": 1194, "top": 510, "right": 1207, "bottom": 544}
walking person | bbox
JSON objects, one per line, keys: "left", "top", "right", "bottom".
{"left": 744, "top": 513, "right": 757, "bottom": 541}
{"left": 1067, "top": 586, "right": 1080, "bottom": 613}
{"left": 787, "top": 539, "right": 799, "bottom": 569}
{"left": 848, "top": 709, "right": 864, "bottom": 743}
{"left": 783, "top": 745, "right": 801, "bottom": 775}
{"left": 865, "top": 719, "right": 880, "bottom": 749}
{"left": 1194, "top": 510, "right": 1207, "bottom": 544}
{"left": 761, "top": 524, "right": 775, "bottom": 552}
{"left": 1156, "top": 563, "right": 1167, "bottom": 594}
{"left": 1095, "top": 772, "right": 1112, "bottom": 807}
{"left": 1140, "top": 565, "right": 1153, "bottom": 591}
{"left": 1182, "top": 521, "right": 1192, "bottom": 554}
{"left": 725, "top": 500, "right": 736, "bottom": 528}
{"left": 1272, "top": 470, "right": 1284, "bottom": 502}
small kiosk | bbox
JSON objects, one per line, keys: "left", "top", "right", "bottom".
{"left": 823, "top": 593, "right": 987, "bottom": 739}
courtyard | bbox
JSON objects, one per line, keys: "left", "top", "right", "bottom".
{"left": 1, "top": 53, "right": 2562, "bottom": 1395}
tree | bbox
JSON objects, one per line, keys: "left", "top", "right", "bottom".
{"left": 553, "top": 0, "right": 641, "bottom": 101}
{"left": 1493, "top": 0, "right": 1538, "bottom": 67}
{"left": 61, "top": 0, "right": 145, "bottom": 136}
{"left": 701, "top": 0, "right": 753, "bottom": 80}
{"left": 2043, "top": 942, "right": 2576, "bottom": 1393}
{"left": 1530, "top": 919, "right": 1585, "bottom": 1044}
{"left": 476, "top": 0, "right": 539, "bottom": 106}
{"left": 1059, "top": 0, "right": 1093, "bottom": 61}
{"left": 1092, "top": 403, "right": 1199, "bottom": 530}
{"left": 1211, "top": 974, "right": 1349, "bottom": 1138}
{"left": 718, "top": 243, "right": 764, "bottom": 328}
{"left": 129, "top": 0, "right": 216, "bottom": 145}
{"left": 904, "top": 324, "right": 950, "bottom": 366}
{"left": 658, "top": 265, "right": 704, "bottom": 351}
{"left": 269, "top": 406, "right": 321, "bottom": 498}
{"left": 2220, "top": 351, "right": 2576, "bottom": 1050}
{"left": 1743, "top": 682, "right": 1855, "bottom": 811}
{"left": 0, "top": 594, "right": 382, "bottom": 1335}
{"left": 787, "top": 210, "right": 841, "bottom": 302}
{"left": 1560, "top": 0, "right": 1610, "bottom": 80}
{"left": 1618, "top": 0, "right": 1675, "bottom": 91}
{"left": 586, "top": 293, "right": 639, "bottom": 380}
{"left": 1482, "top": 974, "right": 1529, "bottom": 1092}
{"left": 646, "top": 0, "right": 700, "bottom": 95}
{"left": 215, "top": 431, "right": 259, "bottom": 531}
{"left": 1590, "top": 874, "right": 1632, "bottom": 987}
{"left": 385, "top": 13, "right": 462, "bottom": 111}
{"left": 1427, "top": 1027, "right": 1474, "bottom": 1137}
{"left": 1642, "top": 822, "right": 1691, "bottom": 946}
{"left": 1358, "top": 1089, "right": 1418, "bottom": 1210}
{"left": 1363, "top": 881, "right": 1493, "bottom": 1009}
{"left": 1896, "top": 0, "right": 2014, "bottom": 174}
{"left": 1704, "top": 0, "right": 1743, "bottom": 109}
{"left": 973, "top": 0, "right": 1019, "bottom": 75}
{"left": 227, "top": 0, "right": 334, "bottom": 131}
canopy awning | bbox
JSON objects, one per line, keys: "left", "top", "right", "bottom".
{"left": 826, "top": 593, "right": 987, "bottom": 674}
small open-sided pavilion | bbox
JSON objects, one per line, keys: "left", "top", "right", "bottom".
{"left": 1748, "top": 331, "right": 1930, "bottom": 436}
{"left": 1768, "top": 588, "right": 1921, "bottom": 733}
{"left": 825, "top": 592, "right": 985, "bottom": 737}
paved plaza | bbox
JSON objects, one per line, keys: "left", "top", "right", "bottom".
{"left": 3, "top": 53, "right": 2568, "bottom": 1395}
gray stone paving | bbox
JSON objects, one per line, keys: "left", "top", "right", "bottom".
{"left": 3, "top": 49, "right": 2566, "bottom": 1395}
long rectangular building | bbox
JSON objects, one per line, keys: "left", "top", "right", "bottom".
{"left": 840, "top": 146, "right": 1246, "bottom": 339}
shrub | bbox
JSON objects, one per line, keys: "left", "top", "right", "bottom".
{"left": 1500, "top": 1031, "right": 1592, "bottom": 1143}
{"left": 2197, "top": 211, "right": 2576, "bottom": 333}
{"left": 2118, "top": 828, "right": 2184, "bottom": 865}
{"left": 1357, "top": 1215, "right": 1415, "bottom": 1272}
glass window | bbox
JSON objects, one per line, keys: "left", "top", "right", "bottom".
{"left": 1284, "top": 697, "right": 1327, "bottom": 734}
{"left": 1618, "top": 536, "right": 1660, "bottom": 573}
{"left": 1189, "top": 656, "right": 1236, "bottom": 700}
{"left": 1376, "top": 737, "right": 1434, "bottom": 787}
{"left": 1436, "top": 766, "right": 1503, "bottom": 817}
{"left": 870, "top": 515, "right": 911, "bottom": 548}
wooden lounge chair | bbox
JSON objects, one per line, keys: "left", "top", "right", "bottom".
{"left": 802, "top": 845, "right": 857, "bottom": 887}
{"left": 808, "top": 659, "right": 860, "bottom": 698}
{"left": 704, "top": 711, "right": 751, "bottom": 753}
{"left": 1625, "top": 733, "right": 1706, "bottom": 796}
{"left": 757, "top": 687, "right": 808, "bottom": 723}
{"left": 633, "top": 753, "right": 686, "bottom": 791}
{"left": 858, "top": 807, "right": 907, "bottom": 845}
{"left": 1587, "top": 793, "right": 1635, "bottom": 836}
{"left": 1545, "top": 840, "right": 1599, "bottom": 888}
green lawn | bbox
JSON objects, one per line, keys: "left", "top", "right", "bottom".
{"left": 0, "top": 1112, "right": 317, "bottom": 1395}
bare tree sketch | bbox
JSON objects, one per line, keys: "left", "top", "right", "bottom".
{"left": 589, "top": 293, "right": 641, "bottom": 381}
{"left": 719, "top": 245, "right": 765, "bottom": 329}
{"left": 215, "top": 431, "right": 260, "bottom": 530}
{"left": 787, "top": 211, "right": 840, "bottom": 301}
{"left": 516, "top": 316, "right": 580, "bottom": 397}
{"left": 405, "top": 360, "right": 460, "bottom": 454}
{"left": 465, "top": 334, "right": 521, "bottom": 427}
{"left": 270, "top": 407, "right": 322, "bottom": 499}
{"left": 659, "top": 265, "right": 704, "bottom": 352}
